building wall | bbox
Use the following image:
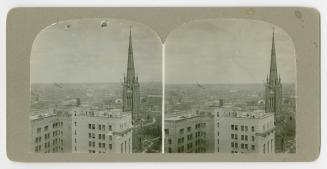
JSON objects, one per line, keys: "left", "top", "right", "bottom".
{"left": 214, "top": 108, "right": 275, "bottom": 154}
{"left": 164, "top": 113, "right": 214, "bottom": 153}
{"left": 30, "top": 111, "right": 72, "bottom": 153}
{"left": 71, "top": 108, "right": 133, "bottom": 153}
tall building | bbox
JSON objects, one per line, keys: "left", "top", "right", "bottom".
{"left": 122, "top": 27, "right": 141, "bottom": 122}
{"left": 71, "top": 107, "right": 133, "bottom": 153}
{"left": 213, "top": 107, "right": 275, "bottom": 154}
{"left": 30, "top": 109, "right": 72, "bottom": 153}
{"left": 164, "top": 112, "right": 214, "bottom": 153}
{"left": 265, "top": 30, "right": 282, "bottom": 123}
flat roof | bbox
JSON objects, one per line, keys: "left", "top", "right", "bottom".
{"left": 165, "top": 114, "right": 200, "bottom": 121}
{"left": 220, "top": 111, "right": 273, "bottom": 119}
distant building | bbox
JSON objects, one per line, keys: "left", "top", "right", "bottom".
{"left": 122, "top": 28, "right": 141, "bottom": 123}
{"left": 214, "top": 107, "right": 275, "bottom": 154}
{"left": 71, "top": 107, "right": 133, "bottom": 153}
{"left": 164, "top": 112, "right": 214, "bottom": 153}
{"left": 30, "top": 109, "right": 72, "bottom": 153}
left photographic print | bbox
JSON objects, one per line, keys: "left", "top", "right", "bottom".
{"left": 30, "top": 19, "right": 162, "bottom": 154}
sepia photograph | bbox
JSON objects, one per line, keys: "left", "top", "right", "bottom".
{"left": 30, "top": 18, "right": 162, "bottom": 154}
{"left": 164, "top": 18, "right": 296, "bottom": 154}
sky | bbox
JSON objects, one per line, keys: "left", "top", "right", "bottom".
{"left": 31, "top": 18, "right": 296, "bottom": 84}
{"left": 165, "top": 18, "right": 296, "bottom": 84}
{"left": 31, "top": 18, "right": 162, "bottom": 83}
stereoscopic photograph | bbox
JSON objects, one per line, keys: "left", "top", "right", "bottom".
{"left": 30, "top": 17, "right": 297, "bottom": 155}
{"left": 30, "top": 19, "right": 162, "bottom": 154}
{"left": 164, "top": 18, "right": 296, "bottom": 154}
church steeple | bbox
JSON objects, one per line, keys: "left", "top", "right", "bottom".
{"left": 265, "top": 29, "right": 282, "bottom": 124}
{"left": 122, "top": 26, "right": 140, "bottom": 122}
{"left": 126, "top": 26, "right": 135, "bottom": 82}
{"left": 269, "top": 29, "right": 278, "bottom": 85}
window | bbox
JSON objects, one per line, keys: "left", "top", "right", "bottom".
{"left": 245, "top": 144, "right": 248, "bottom": 149}
{"left": 44, "top": 126, "right": 48, "bottom": 131}
{"left": 168, "top": 148, "right": 172, "bottom": 153}
{"left": 109, "top": 144, "right": 112, "bottom": 150}
{"left": 89, "top": 133, "right": 91, "bottom": 138}
{"left": 235, "top": 143, "right": 238, "bottom": 148}
{"left": 109, "top": 125, "right": 112, "bottom": 131}
{"left": 217, "top": 122, "right": 219, "bottom": 127}
{"left": 241, "top": 143, "right": 244, "bottom": 149}
{"left": 109, "top": 135, "right": 112, "bottom": 141}
{"left": 92, "top": 124, "right": 95, "bottom": 130}
{"left": 168, "top": 139, "right": 172, "bottom": 144}
{"left": 245, "top": 126, "right": 248, "bottom": 131}
{"left": 37, "top": 128, "right": 41, "bottom": 133}
{"left": 98, "top": 134, "right": 101, "bottom": 139}
{"left": 241, "top": 135, "right": 244, "bottom": 140}
{"left": 187, "top": 134, "right": 192, "bottom": 140}
{"left": 217, "top": 131, "right": 219, "bottom": 136}
{"left": 252, "top": 136, "right": 255, "bottom": 142}
{"left": 88, "top": 124, "right": 91, "bottom": 129}
{"left": 165, "top": 129, "right": 169, "bottom": 135}
{"left": 231, "top": 134, "right": 234, "bottom": 139}
{"left": 179, "top": 128, "right": 184, "bottom": 134}
{"left": 98, "top": 125, "right": 101, "bottom": 130}
{"left": 231, "top": 125, "right": 234, "bottom": 130}
{"left": 251, "top": 126, "right": 255, "bottom": 132}
{"left": 74, "top": 122, "right": 77, "bottom": 126}
{"left": 251, "top": 145, "right": 255, "bottom": 150}
{"left": 231, "top": 142, "right": 234, "bottom": 148}
{"left": 187, "top": 126, "right": 191, "bottom": 132}
{"left": 89, "top": 141, "right": 92, "bottom": 147}
{"left": 235, "top": 125, "right": 238, "bottom": 131}
{"left": 241, "top": 125, "right": 244, "bottom": 131}
{"left": 245, "top": 135, "right": 248, "bottom": 141}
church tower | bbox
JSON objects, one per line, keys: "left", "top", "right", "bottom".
{"left": 122, "top": 27, "right": 140, "bottom": 122}
{"left": 265, "top": 30, "right": 282, "bottom": 123}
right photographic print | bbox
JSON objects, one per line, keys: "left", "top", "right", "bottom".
{"left": 164, "top": 18, "right": 296, "bottom": 154}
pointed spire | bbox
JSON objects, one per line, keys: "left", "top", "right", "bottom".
{"left": 126, "top": 26, "right": 135, "bottom": 82}
{"left": 269, "top": 28, "right": 278, "bottom": 84}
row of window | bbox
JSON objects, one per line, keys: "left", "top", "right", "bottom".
{"left": 88, "top": 133, "right": 112, "bottom": 141}
{"left": 231, "top": 125, "right": 255, "bottom": 132}
{"left": 231, "top": 133, "right": 255, "bottom": 141}
{"left": 165, "top": 123, "right": 207, "bottom": 136}
{"left": 35, "top": 144, "right": 63, "bottom": 152}
{"left": 231, "top": 142, "right": 255, "bottom": 150}
{"left": 88, "top": 124, "right": 112, "bottom": 131}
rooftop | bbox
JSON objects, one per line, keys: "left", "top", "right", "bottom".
{"left": 165, "top": 113, "right": 201, "bottom": 121}
{"left": 30, "top": 112, "right": 56, "bottom": 120}
{"left": 220, "top": 110, "right": 273, "bottom": 119}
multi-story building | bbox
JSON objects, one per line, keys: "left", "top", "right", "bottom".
{"left": 214, "top": 107, "right": 275, "bottom": 154}
{"left": 71, "top": 107, "right": 133, "bottom": 153}
{"left": 30, "top": 109, "right": 72, "bottom": 153}
{"left": 164, "top": 112, "right": 214, "bottom": 153}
